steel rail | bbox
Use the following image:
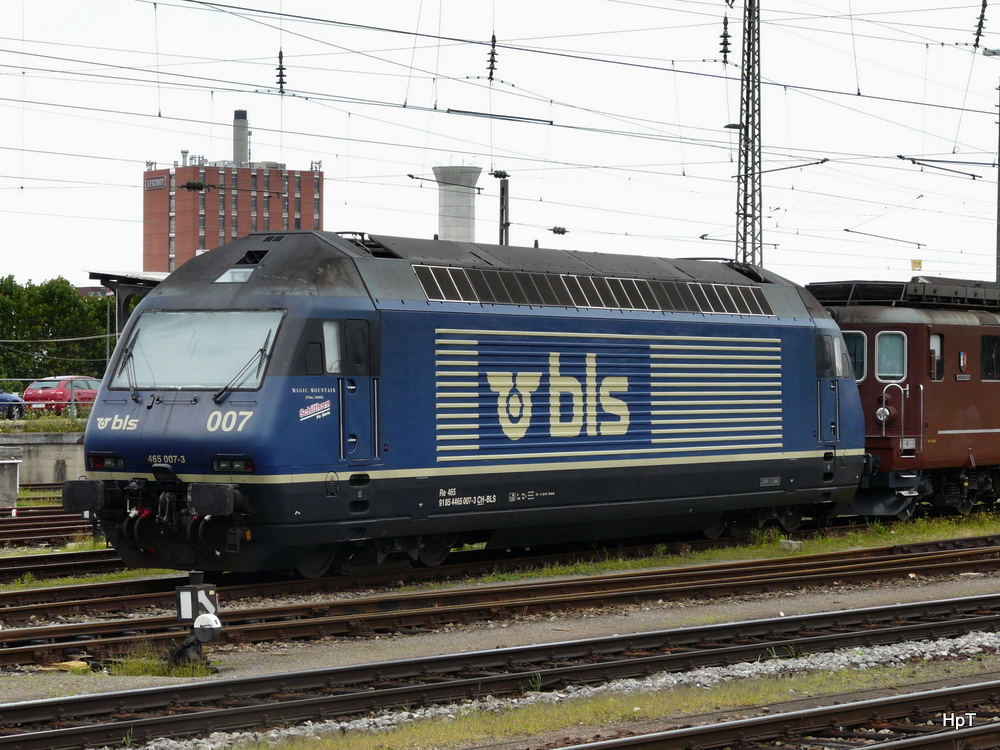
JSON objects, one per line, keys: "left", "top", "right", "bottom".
{"left": 0, "top": 549, "right": 123, "bottom": 583}
{"left": 549, "top": 679, "right": 1000, "bottom": 749}
{"left": 0, "top": 529, "right": 983, "bottom": 614}
{"left": 0, "top": 507, "right": 93, "bottom": 546}
{"left": 5, "top": 544, "right": 1000, "bottom": 666}
{"left": 3, "top": 595, "right": 1000, "bottom": 749}
{"left": 0, "top": 525, "right": 92, "bottom": 547}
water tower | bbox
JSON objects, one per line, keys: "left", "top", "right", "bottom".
{"left": 432, "top": 165, "right": 481, "bottom": 242}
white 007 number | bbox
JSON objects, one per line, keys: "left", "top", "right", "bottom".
{"left": 207, "top": 411, "right": 254, "bottom": 432}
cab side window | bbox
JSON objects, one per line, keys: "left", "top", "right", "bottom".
{"left": 875, "top": 332, "right": 906, "bottom": 382}
{"left": 929, "top": 334, "right": 943, "bottom": 381}
{"left": 982, "top": 336, "right": 1000, "bottom": 381}
{"left": 842, "top": 331, "right": 866, "bottom": 381}
{"left": 816, "top": 334, "right": 850, "bottom": 379}
{"left": 323, "top": 321, "right": 342, "bottom": 374}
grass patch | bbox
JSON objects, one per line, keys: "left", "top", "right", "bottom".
{"left": 15, "top": 495, "right": 61, "bottom": 507}
{"left": 0, "top": 567, "right": 175, "bottom": 592}
{"left": 0, "top": 533, "right": 110, "bottom": 560}
{"left": 0, "top": 408, "right": 87, "bottom": 433}
{"left": 420, "top": 511, "right": 1000, "bottom": 588}
{"left": 108, "top": 643, "right": 215, "bottom": 678}
{"left": 60, "top": 534, "right": 108, "bottom": 551}
{"left": 15, "top": 484, "right": 63, "bottom": 504}
{"left": 248, "top": 654, "right": 1000, "bottom": 750}
{"left": 16, "top": 416, "right": 87, "bottom": 433}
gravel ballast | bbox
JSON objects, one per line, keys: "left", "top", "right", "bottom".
{"left": 4, "top": 570, "right": 1000, "bottom": 748}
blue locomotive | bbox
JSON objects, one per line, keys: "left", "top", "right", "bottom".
{"left": 63, "top": 231, "right": 866, "bottom": 575}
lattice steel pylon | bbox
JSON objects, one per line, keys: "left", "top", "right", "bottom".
{"left": 735, "top": 0, "right": 762, "bottom": 267}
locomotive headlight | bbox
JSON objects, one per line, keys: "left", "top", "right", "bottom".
{"left": 212, "top": 457, "right": 254, "bottom": 473}
{"left": 89, "top": 454, "right": 125, "bottom": 470}
{"left": 874, "top": 406, "right": 891, "bottom": 423}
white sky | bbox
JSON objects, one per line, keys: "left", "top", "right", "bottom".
{"left": 4, "top": 1, "right": 1000, "bottom": 288}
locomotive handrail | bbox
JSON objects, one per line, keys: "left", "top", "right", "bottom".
{"left": 880, "top": 382, "right": 909, "bottom": 439}
{"left": 919, "top": 383, "right": 924, "bottom": 454}
{"left": 816, "top": 378, "right": 843, "bottom": 443}
{"left": 338, "top": 378, "right": 345, "bottom": 461}
{"left": 373, "top": 379, "right": 381, "bottom": 459}
{"left": 834, "top": 379, "right": 840, "bottom": 441}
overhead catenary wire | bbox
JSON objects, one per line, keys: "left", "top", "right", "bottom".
{"left": 5, "top": 1, "right": 1000, "bottom": 286}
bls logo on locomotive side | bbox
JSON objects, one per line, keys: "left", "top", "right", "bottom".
{"left": 487, "top": 352, "right": 630, "bottom": 441}
{"left": 96, "top": 414, "right": 139, "bottom": 431}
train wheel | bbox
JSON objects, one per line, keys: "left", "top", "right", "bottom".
{"left": 728, "top": 512, "right": 763, "bottom": 539}
{"left": 417, "top": 535, "right": 454, "bottom": 567}
{"left": 955, "top": 498, "right": 975, "bottom": 516}
{"left": 701, "top": 519, "right": 728, "bottom": 540}
{"left": 295, "top": 547, "right": 336, "bottom": 579}
{"left": 776, "top": 507, "right": 803, "bottom": 533}
{"left": 894, "top": 500, "right": 917, "bottom": 521}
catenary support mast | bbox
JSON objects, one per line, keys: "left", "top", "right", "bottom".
{"left": 735, "top": 0, "right": 762, "bottom": 267}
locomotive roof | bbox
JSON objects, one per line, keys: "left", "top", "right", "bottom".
{"left": 149, "top": 231, "right": 819, "bottom": 319}
{"left": 343, "top": 232, "right": 779, "bottom": 285}
{"left": 159, "top": 230, "right": 791, "bottom": 290}
{"left": 807, "top": 276, "right": 1000, "bottom": 310}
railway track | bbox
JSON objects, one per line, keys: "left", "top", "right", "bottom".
{"left": 0, "top": 549, "right": 123, "bottom": 582}
{"left": 0, "top": 518, "right": 93, "bottom": 548}
{"left": 0, "top": 503, "right": 94, "bottom": 548}
{"left": 3, "top": 594, "right": 1000, "bottom": 749}
{"left": 5, "top": 534, "right": 1000, "bottom": 667}
{"left": 0, "top": 514, "right": 879, "bottom": 586}
{"left": 14, "top": 485, "right": 62, "bottom": 505}
{"left": 17, "top": 483, "right": 62, "bottom": 493}
{"left": 0, "top": 535, "right": 702, "bottom": 586}
{"left": 555, "top": 679, "right": 1000, "bottom": 749}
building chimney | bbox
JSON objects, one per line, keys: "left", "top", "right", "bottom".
{"left": 233, "top": 110, "right": 249, "bottom": 166}
{"left": 181, "top": 149, "right": 189, "bottom": 167}
{"left": 432, "top": 165, "right": 482, "bottom": 242}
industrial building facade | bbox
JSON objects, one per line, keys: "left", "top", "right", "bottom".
{"left": 143, "top": 110, "right": 324, "bottom": 272}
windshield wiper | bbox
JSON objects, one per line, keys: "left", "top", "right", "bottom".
{"left": 116, "top": 327, "right": 141, "bottom": 403}
{"left": 212, "top": 329, "right": 273, "bottom": 404}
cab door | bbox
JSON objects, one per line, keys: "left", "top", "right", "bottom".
{"left": 340, "top": 319, "right": 377, "bottom": 465}
{"left": 873, "top": 330, "right": 917, "bottom": 455}
{"left": 816, "top": 333, "right": 844, "bottom": 448}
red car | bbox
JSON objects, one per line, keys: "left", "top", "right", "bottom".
{"left": 23, "top": 376, "right": 102, "bottom": 414}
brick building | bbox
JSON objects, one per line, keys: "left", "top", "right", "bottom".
{"left": 143, "top": 110, "right": 324, "bottom": 272}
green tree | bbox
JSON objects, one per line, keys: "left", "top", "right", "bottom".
{"left": 0, "top": 277, "right": 111, "bottom": 391}
{"left": 0, "top": 276, "right": 30, "bottom": 383}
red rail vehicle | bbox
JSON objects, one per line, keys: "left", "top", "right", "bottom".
{"left": 808, "top": 277, "right": 1000, "bottom": 519}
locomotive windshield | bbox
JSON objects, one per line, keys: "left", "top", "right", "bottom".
{"left": 108, "top": 310, "right": 284, "bottom": 390}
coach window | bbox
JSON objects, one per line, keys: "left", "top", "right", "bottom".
{"left": 875, "top": 331, "right": 906, "bottom": 382}
{"left": 929, "top": 334, "right": 944, "bottom": 381}
{"left": 323, "top": 321, "right": 342, "bottom": 374}
{"left": 842, "top": 331, "right": 866, "bottom": 381}
{"left": 982, "top": 335, "right": 1000, "bottom": 380}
